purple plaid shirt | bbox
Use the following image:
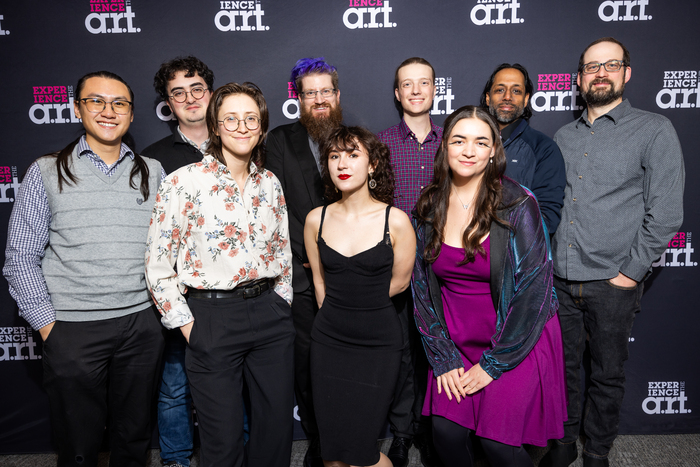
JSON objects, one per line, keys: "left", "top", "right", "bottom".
{"left": 377, "top": 119, "right": 443, "bottom": 215}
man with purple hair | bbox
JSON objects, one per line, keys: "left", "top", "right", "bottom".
{"left": 266, "top": 57, "right": 343, "bottom": 467}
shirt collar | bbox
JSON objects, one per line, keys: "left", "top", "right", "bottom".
{"left": 576, "top": 98, "right": 631, "bottom": 128}
{"left": 399, "top": 118, "right": 440, "bottom": 142}
{"left": 76, "top": 135, "right": 134, "bottom": 162}
{"left": 177, "top": 126, "right": 209, "bottom": 152}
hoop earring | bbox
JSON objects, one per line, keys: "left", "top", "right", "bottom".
{"left": 368, "top": 173, "right": 377, "bottom": 190}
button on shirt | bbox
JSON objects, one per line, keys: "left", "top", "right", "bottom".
{"left": 552, "top": 99, "right": 684, "bottom": 282}
{"left": 145, "top": 155, "right": 293, "bottom": 330}
{"left": 377, "top": 119, "right": 443, "bottom": 215}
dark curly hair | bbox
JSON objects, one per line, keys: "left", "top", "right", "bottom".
{"left": 153, "top": 56, "right": 215, "bottom": 101}
{"left": 205, "top": 82, "right": 269, "bottom": 170}
{"left": 320, "top": 126, "right": 394, "bottom": 205}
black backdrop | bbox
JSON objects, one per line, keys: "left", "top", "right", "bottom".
{"left": 0, "top": 0, "right": 698, "bottom": 453}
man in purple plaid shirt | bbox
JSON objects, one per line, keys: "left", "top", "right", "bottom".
{"left": 377, "top": 57, "right": 443, "bottom": 467}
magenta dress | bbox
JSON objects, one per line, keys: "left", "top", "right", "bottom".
{"left": 422, "top": 239, "right": 567, "bottom": 447}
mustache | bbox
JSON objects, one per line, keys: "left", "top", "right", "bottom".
{"left": 590, "top": 78, "right": 614, "bottom": 86}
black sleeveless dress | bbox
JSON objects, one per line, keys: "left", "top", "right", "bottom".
{"left": 310, "top": 205, "right": 403, "bottom": 466}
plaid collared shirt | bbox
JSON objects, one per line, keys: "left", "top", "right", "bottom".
{"left": 377, "top": 119, "right": 442, "bottom": 215}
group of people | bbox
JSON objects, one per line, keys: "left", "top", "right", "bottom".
{"left": 3, "top": 36, "right": 685, "bottom": 467}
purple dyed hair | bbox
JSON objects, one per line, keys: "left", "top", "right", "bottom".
{"left": 290, "top": 57, "right": 339, "bottom": 94}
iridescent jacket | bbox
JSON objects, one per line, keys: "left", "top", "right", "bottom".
{"left": 411, "top": 178, "right": 559, "bottom": 379}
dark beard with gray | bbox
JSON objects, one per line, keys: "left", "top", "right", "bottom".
{"left": 300, "top": 103, "right": 343, "bottom": 142}
{"left": 582, "top": 78, "right": 625, "bottom": 107}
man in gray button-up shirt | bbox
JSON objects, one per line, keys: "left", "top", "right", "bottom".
{"left": 542, "top": 38, "right": 685, "bottom": 467}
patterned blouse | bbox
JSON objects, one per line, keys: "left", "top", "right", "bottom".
{"left": 145, "top": 155, "right": 292, "bottom": 330}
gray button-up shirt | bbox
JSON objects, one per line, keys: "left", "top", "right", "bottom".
{"left": 552, "top": 99, "right": 685, "bottom": 282}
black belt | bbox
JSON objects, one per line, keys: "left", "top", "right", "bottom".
{"left": 188, "top": 279, "right": 275, "bottom": 300}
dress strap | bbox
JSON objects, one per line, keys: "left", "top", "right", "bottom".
{"left": 318, "top": 205, "right": 328, "bottom": 239}
{"left": 383, "top": 205, "right": 392, "bottom": 245}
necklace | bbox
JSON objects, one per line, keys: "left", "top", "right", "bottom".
{"left": 452, "top": 184, "right": 471, "bottom": 210}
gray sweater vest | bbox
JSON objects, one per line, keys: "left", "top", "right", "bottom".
{"left": 37, "top": 146, "right": 162, "bottom": 322}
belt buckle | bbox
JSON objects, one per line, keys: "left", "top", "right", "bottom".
{"left": 242, "top": 283, "right": 261, "bottom": 299}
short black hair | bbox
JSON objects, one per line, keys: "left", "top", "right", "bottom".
{"left": 578, "top": 37, "right": 630, "bottom": 74}
{"left": 153, "top": 56, "right": 215, "bottom": 100}
{"left": 479, "top": 63, "right": 533, "bottom": 120}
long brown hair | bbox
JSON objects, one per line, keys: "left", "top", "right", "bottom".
{"left": 414, "top": 105, "right": 511, "bottom": 264}
{"left": 50, "top": 71, "right": 151, "bottom": 200}
{"left": 205, "top": 82, "right": 269, "bottom": 170}
{"left": 320, "top": 126, "right": 394, "bottom": 205}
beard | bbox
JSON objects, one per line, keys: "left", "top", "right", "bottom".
{"left": 581, "top": 78, "right": 625, "bottom": 107}
{"left": 300, "top": 102, "right": 343, "bottom": 142}
{"left": 488, "top": 101, "right": 524, "bottom": 125}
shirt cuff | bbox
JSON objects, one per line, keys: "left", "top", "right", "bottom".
{"left": 160, "top": 302, "right": 194, "bottom": 330}
{"left": 21, "top": 302, "right": 56, "bottom": 331}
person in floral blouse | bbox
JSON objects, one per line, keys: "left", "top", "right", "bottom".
{"left": 145, "top": 82, "right": 295, "bottom": 467}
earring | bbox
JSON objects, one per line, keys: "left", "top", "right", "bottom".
{"left": 489, "top": 158, "right": 493, "bottom": 164}
{"left": 368, "top": 172, "right": 377, "bottom": 190}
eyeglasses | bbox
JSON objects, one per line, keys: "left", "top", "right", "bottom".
{"left": 218, "top": 115, "right": 261, "bottom": 132}
{"left": 299, "top": 88, "right": 337, "bottom": 100}
{"left": 169, "top": 86, "right": 209, "bottom": 103}
{"left": 79, "top": 98, "right": 132, "bottom": 115}
{"left": 581, "top": 60, "right": 626, "bottom": 75}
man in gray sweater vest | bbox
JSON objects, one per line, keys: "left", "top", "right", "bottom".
{"left": 3, "top": 71, "right": 165, "bottom": 467}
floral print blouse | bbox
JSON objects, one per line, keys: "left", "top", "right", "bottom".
{"left": 145, "top": 155, "right": 292, "bottom": 330}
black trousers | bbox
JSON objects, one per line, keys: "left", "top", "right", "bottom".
{"left": 42, "top": 306, "right": 165, "bottom": 467}
{"left": 388, "top": 289, "right": 430, "bottom": 439}
{"left": 291, "top": 287, "right": 320, "bottom": 438}
{"left": 186, "top": 289, "right": 296, "bottom": 467}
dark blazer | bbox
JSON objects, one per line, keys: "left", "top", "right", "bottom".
{"left": 266, "top": 121, "right": 325, "bottom": 293}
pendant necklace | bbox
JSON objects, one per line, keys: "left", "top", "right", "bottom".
{"left": 452, "top": 184, "right": 471, "bottom": 210}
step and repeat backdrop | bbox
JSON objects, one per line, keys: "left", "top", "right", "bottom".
{"left": 0, "top": 0, "right": 698, "bottom": 453}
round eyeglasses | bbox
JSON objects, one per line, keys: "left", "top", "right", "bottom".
{"left": 169, "top": 86, "right": 209, "bottom": 103}
{"left": 218, "top": 115, "right": 261, "bottom": 132}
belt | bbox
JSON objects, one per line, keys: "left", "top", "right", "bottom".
{"left": 187, "top": 278, "right": 275, "bottom": 300}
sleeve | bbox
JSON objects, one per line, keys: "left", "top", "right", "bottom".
{"left": 411, "top": 218, "right": 464, "bottom": 377}
{"left": 144, "top": 175, "right": 193, "bottom": 330}
{"left": 620, "top": 118, "right": 685, "bottom": 282}
{"left": 530, "top": 135, "right": 566, "bottom": 235}
{"left": 2, "top": 162, "right": 56, "bottom": 330}
{"left": 479, "top": 195, "right": 557, "bottom": 379}
{"left": 271, "top": 175, "right": 293, "bottom": 305}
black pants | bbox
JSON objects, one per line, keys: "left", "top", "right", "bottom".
{"left": 389, "top": 289, "right": 429, "bottom": 439}
{"left": 186, "top": 289, "right": 296, "bottom": 467}
{"left": 42, "top": 306, "right": 165, "bottom": 467}
{"left": 291, "top": 287, "right": 320, "bottom": 438}
{"left": 432, "top": 416, "right": 533, "bottom": 467}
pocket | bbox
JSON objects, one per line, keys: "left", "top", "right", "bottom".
{"left": 269, "top": 291, "right": 292, "bottom": 320}
{"left": 606, "top": 279, "right": 638, "bottom": 291}
{"left": 42, "top": 321, "right": 60, "bottom": 346}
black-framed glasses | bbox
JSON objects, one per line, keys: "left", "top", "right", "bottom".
{"left": 582, "top": 59, "right": 626, "bottom": 75}
{"left": 299, "top": 88, "right": 337, "bottom": 100}
{"left": 218, "top": 115, "right": 261, "bottom": 132}
{"left": 79, "top": 98, "right": 132, "bottom": 115}
{"left": 169, "top": 86, "right": 209, "bottom": 103}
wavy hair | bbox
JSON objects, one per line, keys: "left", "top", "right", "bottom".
{"left": 320, "top": 126, "right": 394, "bottom": 205}
{"left": 50, "top": 71, "right": 151, "bottom": 200}
{"left": 205, "top": 82, "right": 269, "bottom": 170}
{"left": 415, "top": 105, "right": 514, "bottom": 264}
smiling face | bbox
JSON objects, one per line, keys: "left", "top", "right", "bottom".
{"left": 577, "top": 41, "right": 630, "bottom": 109}
{"left": 216, "top": 93, "right": 261, "bottom": 163}
{"left": 395, "top": 63, "right": 436, "bottom": 117}
{"left": 327, "top": 139, "right": 374, "bottom": 195}
{"left": 485, "top": 68, "right": 529, "bottom": 129}
{"left": 166, "top": 71, "right": 211, "bottom": 127}
{"left": 74, "top": 76, "right": 133, "bottom": 151}
{"left": 299, "top": 73, "right": 340, "bottom": 121}
{"left": 446, "top": 117, "right": 495, "bottom": 183}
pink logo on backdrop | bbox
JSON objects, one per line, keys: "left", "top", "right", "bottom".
{"left": 282, "top": 82, "right": 300, "bottom": 120}
{"left": 0, "top": 166, "right": 21, "bottom": 203}
{"left": 85, "top": 0, "right": 140, "bottom": 34}
{"left": 531, "top": 72, "right": 584, "bottom": 112}
{"left": 652, "top": 232, "right": 696, "bottom": 268}
{"left": 29, "top": 85, "right": 80, "bottom": 125}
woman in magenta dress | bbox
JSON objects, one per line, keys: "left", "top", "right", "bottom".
{"left": 411, "top": 106, "right": 567, "bottom": 467}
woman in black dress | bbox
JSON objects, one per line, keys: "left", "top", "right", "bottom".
{"left": 304, "top": 126, "right": 416, "bottom": 467}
